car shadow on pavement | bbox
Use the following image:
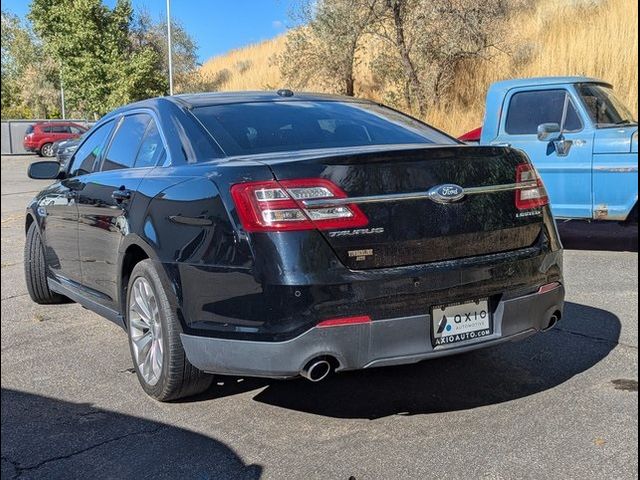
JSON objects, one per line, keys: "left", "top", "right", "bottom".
{"left": 0, "top": 388, "right": 262, "bottom": 480}
{"left": 248, "top": 301, "right": 620, "bottom": 419}
{"left": 557, "top": 220, "right": 638, "bottom": 252}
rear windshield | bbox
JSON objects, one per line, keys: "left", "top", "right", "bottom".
{"left": 192, "top": 101, "right": 455, "bottom": 155}
{"left": 25, "top": 125, "right": 34, "bottom": 135}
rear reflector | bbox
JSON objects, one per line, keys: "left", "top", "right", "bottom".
{"left": 231, "top": 178, "right": 368, "bottom": 232}
{"left": 538, "top": 282, "right": 561, "bottom": 294}
{"left": 516, "top": 164, "right": 549, "bottom": 211}
{"left": 317, "top": 315, "right": 372, "bottom": 328}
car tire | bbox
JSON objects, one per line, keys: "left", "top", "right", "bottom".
{"left": 24, "top": 222, "right": 69, "bottom": 304}
{"left": 126, "top": 259, "right": 213, "bottom": 401}
{"left": 41, "top": 143, "right": 54, "bottom": 157}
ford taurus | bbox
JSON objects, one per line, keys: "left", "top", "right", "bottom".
{"left": 24, "top": 91, "right": 565, "bottom": 401}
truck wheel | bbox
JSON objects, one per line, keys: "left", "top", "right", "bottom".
{"left": 126, "top": 260, "right": 213, "bottom": 401}
{"left": 24, "top": 222, "right": 68, "bottom": 304}
{"left": 41, "top": 143, "right": 54, "bottom": 157}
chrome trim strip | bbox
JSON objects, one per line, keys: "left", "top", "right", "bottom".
{"left": 301, "top": 181, "right": 538, "bottom": 207}
{"left": 464, "top": 182, "right": 537, "bottom": 195}
{"left": 593, "top": 166, "right": 639, "bottom": 173}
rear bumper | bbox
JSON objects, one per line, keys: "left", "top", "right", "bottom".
{"left": 181, "top": 284, "right": 564, "bottom": 378}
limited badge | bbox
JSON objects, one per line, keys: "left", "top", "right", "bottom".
{"left": 348, "top": 249, "right": 373, "bottom": 261}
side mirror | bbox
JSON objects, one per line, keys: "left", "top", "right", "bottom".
{"left": 537, "top": 123, "right": 562, "bottom": 142}
{"left": 28, "top": 161, "right": 62, "bottom": 180}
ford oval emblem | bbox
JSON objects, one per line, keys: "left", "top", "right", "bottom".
{"left": 428, "top": 184, "right": 465, "bottom": 204}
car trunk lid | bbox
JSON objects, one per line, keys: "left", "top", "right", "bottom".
{"left": 254, "top": 144, "right": 546, "bottom": 269}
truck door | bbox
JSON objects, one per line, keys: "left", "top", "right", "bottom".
{"left": 494, "top": 88, "right": 594, "bottom": 219}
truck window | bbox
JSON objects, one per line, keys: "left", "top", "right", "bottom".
{"left": 505, "top": 90, "right": 582, "bottom": 135}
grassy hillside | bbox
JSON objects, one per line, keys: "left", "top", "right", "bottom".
{"left": 200, "top": 0, "right": 638, "bottom": 136}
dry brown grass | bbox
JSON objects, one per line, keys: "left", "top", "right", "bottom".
{"left": 199, "top": 36, "right": 287, "bottom": 91}
{"left": 200, "top": 0, "right": 638, "bottom": 136}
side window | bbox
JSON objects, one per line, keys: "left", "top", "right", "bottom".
{"left": 134, "top": 119, "right": 166, "bottom": 168}
{"left": 42, "top": 126, "right": 52, "bottom": 133}
{"left": 505, "top": 90, "right": 582, "bottom": 135}
{"left": 68, "top": 121, "right": 115, "bottom": 177}
{"left": 101, "top": 114, "right": 151, "bottom": 172}
{"left": 70, "top": 125, "right": 85, "bottom": 134}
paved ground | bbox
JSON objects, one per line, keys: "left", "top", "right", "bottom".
{"left": 1, "top": 154, "right": 637, "bottom": 480}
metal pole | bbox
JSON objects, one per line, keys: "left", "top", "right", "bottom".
{"left": 166, "top": 0, "right": 174, "bottom": 95}
{"left": 60, "top": 65, "right": 66, "bottom": 119}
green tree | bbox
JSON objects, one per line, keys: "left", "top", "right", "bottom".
{"left": 373, "top": 0, "right": 510, "bottom": 115}
{"left": 1, "top": 10, "right": 60, "bottom": 118}
{"left": 132, "top": 10, "right": 200, "bottom": 93}
{"left": 29, "top": 0, "right": 167, "bottom": 118}
{"left": 278, "top": 0, "right": 378, "bottom": 96}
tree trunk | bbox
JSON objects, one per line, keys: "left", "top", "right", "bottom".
{"left": 345, "top": 74, "right": 355, "bottom": 96}
{"left": 345, "top": 40, "right": 357, "bottom": 96}
{"left": 403, "top": 80, "right": 412, "bottom": 111}
{"left": 387, "top": 0, "right": 425, "bottom": 116}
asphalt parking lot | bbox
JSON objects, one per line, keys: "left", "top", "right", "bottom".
{"left": 1, "top": 154, "right": 637, "bottom": 479}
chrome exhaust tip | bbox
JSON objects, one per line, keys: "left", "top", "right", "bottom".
{"left": 300, "top": 358, "right": 332, "bottom": 382}
{"left": 542, "top": 312, "right": 561, "bottom": 331}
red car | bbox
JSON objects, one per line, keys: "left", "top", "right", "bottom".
{"left": 23, "top": 121, "right": 88, "bottom": 157}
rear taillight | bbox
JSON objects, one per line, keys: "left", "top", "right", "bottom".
{"left": 515, "top": 163, "right": 549, "bottom": 210}
{"left": 538, "top": 282, "right": 561, "bottom": 294}
{"left": 230, "top": 178, "right": 368, "bottom": 232}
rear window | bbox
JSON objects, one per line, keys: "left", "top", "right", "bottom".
{"left": 134, "top": 119, "right": 166, "bottom": 168}
{"left": 69, "top": 125, "right": 86, "bottom": 134}
{"left": 192, "top": 101, "right": 455, "bottom": 155}
{"left": 25, "top": 126, "right": 34, "bottom": 135}
{"left": 101, "top": 114, "right": 151, "bottom": 172}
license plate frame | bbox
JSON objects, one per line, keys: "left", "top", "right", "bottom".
{"left": 430, "top": 299, "right": 493, "bottom": 348}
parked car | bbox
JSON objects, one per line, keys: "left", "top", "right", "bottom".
{"left": 24, "top": 92, "right": 564, "bottom": 401}
{"left": 23, "top": 121, "right": 88, "bottom": 157}
{"left": 53, "top": 135, "right": 85, "bottom": 170}
{"left": 459, "top": 77, "right": 638, "bottom": 222}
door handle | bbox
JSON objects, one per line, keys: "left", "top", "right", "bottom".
{"left": 112, "top": 189, "right": 132, "bottom": 202}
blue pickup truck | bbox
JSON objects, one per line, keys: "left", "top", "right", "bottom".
{"left": 461, "top": 77, "right": 638, "bottom": 222}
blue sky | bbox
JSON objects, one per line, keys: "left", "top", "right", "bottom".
{"left": 2, "top": 0, "right": 296, "bottom": 63}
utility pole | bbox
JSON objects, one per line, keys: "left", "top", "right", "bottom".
{"left": 166, "top": 0, "right": 174, "bottom": 95}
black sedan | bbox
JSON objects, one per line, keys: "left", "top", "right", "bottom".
{"left": 24, "top": 91, "right": 565, "bottom": 401}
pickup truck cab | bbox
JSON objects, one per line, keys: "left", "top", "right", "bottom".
{"left": 463, "top": 77, "right": 638, "bottom": 222}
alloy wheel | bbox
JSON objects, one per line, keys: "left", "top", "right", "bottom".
{"left": 41, "top": 144, "right": 54, "bottom": 157}
{"left": 128, "top": 277, "right": 164, "bottom": 386}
